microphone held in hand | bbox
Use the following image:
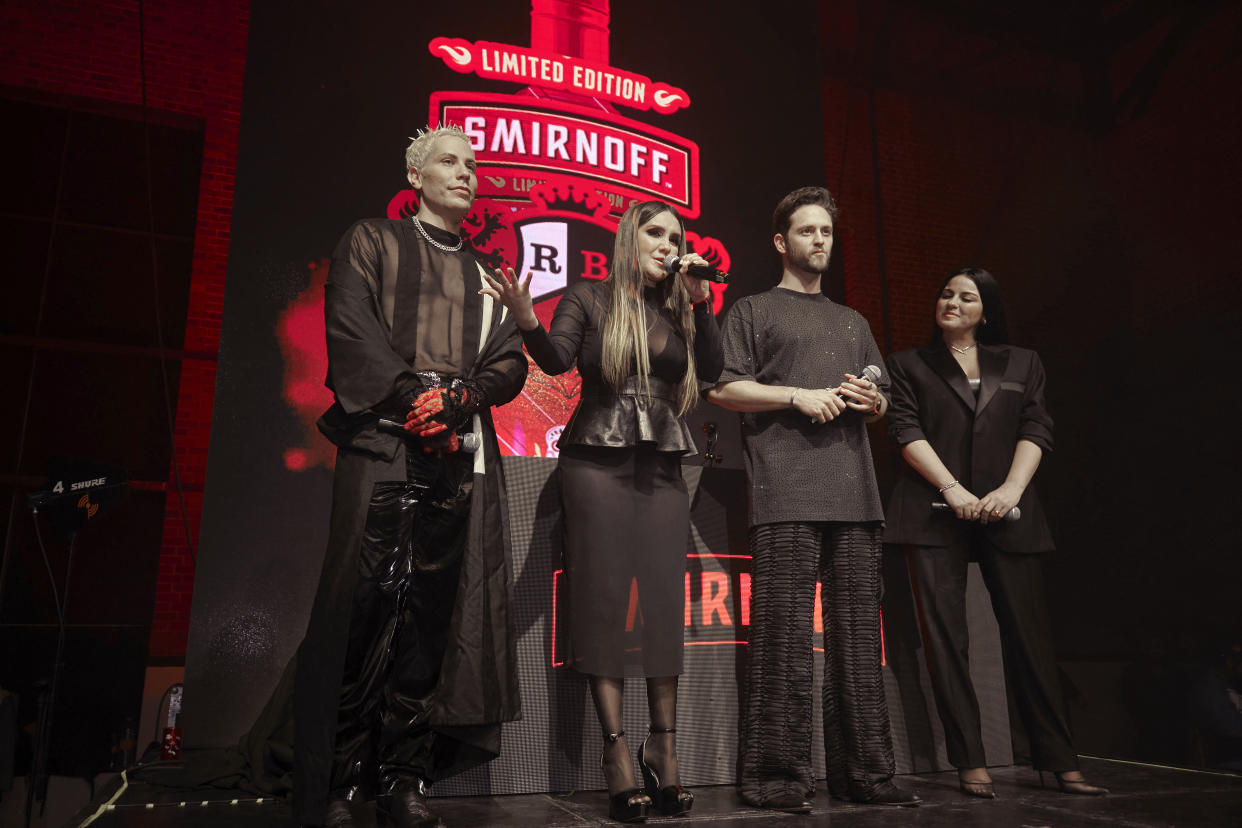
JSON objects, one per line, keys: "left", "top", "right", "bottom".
{"left": 838, "top": 364, "right": 883, "bottom": 403}
{"left": 663, "top": 255, "right": 729, "bottom": 284}
{"left": 932, "top": 502, "right": 1021, "bottom": 521}
{"left": 858, "top": 364, "right": 883, "bottom": 385}
{"left": 378, "top": 418, "right": 480, "bottom": 453}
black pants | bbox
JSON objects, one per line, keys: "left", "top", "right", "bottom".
{"left": 740, "top": 522, "right": 896, "bottom": 805}
{"left": 906, "top": 537, "right": 1078, "bottom": 771}
{"left": 329, "top": 452, "right": 471, "bottom": 795}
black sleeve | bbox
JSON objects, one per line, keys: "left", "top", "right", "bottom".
{"left": 692, "top": 301, "right": 724, "bottom": 383}
{"left": 1016, "top": 352, "right": 1054, "bottom": 453}
{"left": 517, "top": 283, "right": 592, "bottom": 376}
{"left": 323, "top": 222, "right": 422, "bottom": 417}
{"left": 886, "top": 353, "right": 928, "bottom": 447}
{"left": 716, "top": 299, "right": 757, "bottom": 384}
{"left": 472, "top": 312, "right": 528, "bottom": 407}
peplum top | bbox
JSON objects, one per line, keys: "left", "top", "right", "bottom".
{"left": 519, "top": 280, "right": 722, "bottom": 454}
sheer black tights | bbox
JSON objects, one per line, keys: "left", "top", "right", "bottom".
{"left": 589, "top": 675, "right": 681, "bottom": 802}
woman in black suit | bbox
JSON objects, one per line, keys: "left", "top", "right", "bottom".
{"left": 884, "top": 268, "right": 1106, "bottom": 798}
{"left": 482, "top": 201, "right": 722, "bottom": 822}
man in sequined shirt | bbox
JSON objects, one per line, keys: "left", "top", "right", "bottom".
{"left": 708, "top": 186, "right": 919, "bottom": 813}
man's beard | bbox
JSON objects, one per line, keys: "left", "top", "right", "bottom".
{"left": 791, "top": 247, "right": 831, "bottom": 275}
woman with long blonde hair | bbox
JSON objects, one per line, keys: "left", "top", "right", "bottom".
{"left": 483, "top": 200, "right": 723, "bottom": 822}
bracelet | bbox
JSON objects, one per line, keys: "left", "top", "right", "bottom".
{"left": 789, "top": 388, "right": 799, "bottom": 408}
{"left": 938, "top": 480, "right": 959, "bottom": 493}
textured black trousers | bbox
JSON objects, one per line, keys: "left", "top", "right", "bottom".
{"left": 329, "top": 466, "right": 470, "bottom": 795}
{"left": 740, "top": 522, "right": 896, "bottom": 805}
{"left": 906, "top": 538, "right": 1079, "bottom": 771}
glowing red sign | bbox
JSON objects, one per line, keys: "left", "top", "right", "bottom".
{"left": 275, "top": 2, "right": 730, "bottom": 463}
{"left": 428, "top": 37, "right": 691, "bottom": 115}
{"left": 547, "top": 554, "right": 888, "bottom": 665}
{"left": 432, "top": 91, "right": 699, "bottom": 217}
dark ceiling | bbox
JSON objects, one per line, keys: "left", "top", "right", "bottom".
{"left": 821, "top": 0, "right": 1240, "bottom": 133}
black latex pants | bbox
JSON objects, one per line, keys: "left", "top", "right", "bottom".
{"left": 739, "top": 521, "right": 896, "bottom": 806}
{"left": 329, "top": 448, "right": 472, "bottom": 796}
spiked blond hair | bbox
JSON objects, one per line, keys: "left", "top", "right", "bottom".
{"left": 404, "top": 124, "right": 471, "bottom": 173}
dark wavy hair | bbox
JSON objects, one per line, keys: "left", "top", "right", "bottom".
{"left": 772, "top": 186, "right": 839, "bottom": 237}
{"left": 929, "top": 267, "right": 1010, "bottom": 346}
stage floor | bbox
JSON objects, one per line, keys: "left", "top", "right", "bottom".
{"left": 67, "top": 757, "right": 1242, "bottom": 827}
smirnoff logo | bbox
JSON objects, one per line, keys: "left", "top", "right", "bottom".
{"left": 434, "top": 91, "right": 699, "bottom": 216}
{"left": 382, "top": 2, "right": 723, "bottom": 457}
{"left": 429, "top": 37, "right": 691, "bottom": 115}
{"left": 277, "top": 3, "right": 731, "bottom": 464}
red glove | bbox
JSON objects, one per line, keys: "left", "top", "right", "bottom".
{"left": 403, "top": 381, "right": 484, "bottom": 437}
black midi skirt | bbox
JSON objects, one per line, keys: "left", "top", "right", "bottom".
{"left": 558, "top": 443, "right": 689, "bottom": 677}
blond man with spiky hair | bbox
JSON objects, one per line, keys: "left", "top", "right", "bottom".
{"left": 286, "top": 125, "right": 527, "bottom": 828}
{"left": 403, "top": 123, "right": 469, "bottom": 171}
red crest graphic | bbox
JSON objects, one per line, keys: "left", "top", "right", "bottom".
{"left": 275, "top": 0, "right": 732, "bottom": 462}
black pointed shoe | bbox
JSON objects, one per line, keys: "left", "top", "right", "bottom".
{"left": 853, "top": 779, "right": 921, "bottom": 807}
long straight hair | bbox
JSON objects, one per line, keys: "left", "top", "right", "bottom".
{"left": 600, "top": 201, "right": 700, "bottom": 415}
{"left": 929, "top": 267, "right": 1011, "bottom": 346}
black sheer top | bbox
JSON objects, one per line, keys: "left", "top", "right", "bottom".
{"left": 520, "top": 280, "right": 723, "bottom": 453}
{"left": 316, "top": 218, "right": 527, "bottom": 466}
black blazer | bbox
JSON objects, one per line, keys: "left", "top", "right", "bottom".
{"left": 883, "top": 343, "right": 1055, "bottom": 554}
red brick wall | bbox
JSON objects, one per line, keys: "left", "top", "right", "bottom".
{"left": 0, "top": 0, "right": 249, "bottom": 660}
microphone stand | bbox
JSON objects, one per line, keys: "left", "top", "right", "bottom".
{"left": 24, "top": 522, "right": 76, "bottom": 828}
{"left": 702, "top": 422, "right": 723, "bottom": 468}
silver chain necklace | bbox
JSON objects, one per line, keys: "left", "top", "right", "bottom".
{"left": 949, "top": 342, "right": 976, "bottom": 355}
{"left": 411, "top": 215, "right": 463, "bottom": 253}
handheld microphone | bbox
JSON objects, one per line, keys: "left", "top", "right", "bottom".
{"left": 663, "top": 255, "right": 729, "bottom": 284}
{"left": 838, "top": 364, "right": 883, "bottom": 402}
{"left": 378, "top": 419, "right": 481, "bottom": 453}
{"left": 931, "top": 502, "right": 1021, "bottom": 522}
{"left": 857, "top": 365, "right": 883, "bottom": 385}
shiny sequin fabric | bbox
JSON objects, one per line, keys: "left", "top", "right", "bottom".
{"left": 717, "top": 287, "right": 889, "bottom": 525}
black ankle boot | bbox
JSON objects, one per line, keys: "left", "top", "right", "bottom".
{"left": 326, "top": 784, "right": 373, "bottom": 828}
{"left": 324, "top": 797, "right": 359, "bottom": 828}
{"left": 376, "top": 778, "right": 440, "bottom": 828}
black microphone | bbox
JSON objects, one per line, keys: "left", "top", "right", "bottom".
{"left": 931, "top": 502, "right": 1021, "bottom": 522}
{"left": 378, "top": 418, "right": 481, "bottom": 453}
{"left": 663, "top": 255, "right": 729, "bottom": 284}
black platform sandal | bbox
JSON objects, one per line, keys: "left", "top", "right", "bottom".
{"left": 603, "top": 730, "right": 649, "bottom": 823}
{"left": 638, "top": 727, "right": 694, "bottom": 816}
